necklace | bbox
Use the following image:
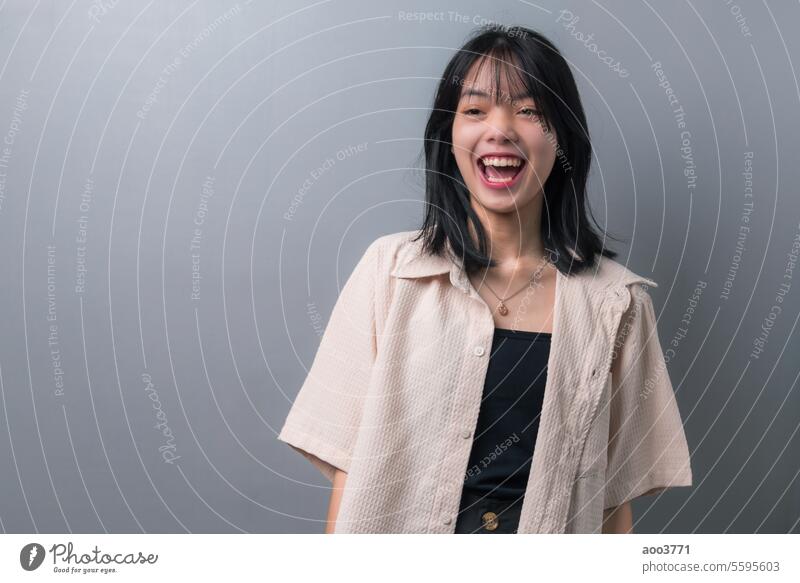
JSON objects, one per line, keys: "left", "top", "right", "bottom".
{"left": 480, "top": 254, "right": 552, "bottom": 316}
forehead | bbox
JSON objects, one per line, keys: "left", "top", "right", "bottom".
{"left": 459, "top": 54, "right": 532, "bottom": 102}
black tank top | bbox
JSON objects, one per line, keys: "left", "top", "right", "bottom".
{"left": 461, "top": 327, "right": 551, "bottom": 499}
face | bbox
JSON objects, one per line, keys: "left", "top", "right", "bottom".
{"left": 451, "top": 58, "right": 558, "bottom": 217}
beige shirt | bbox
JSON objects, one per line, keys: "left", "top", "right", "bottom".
{"left": 277, "top": 230, "right": 692, "bottom": 533}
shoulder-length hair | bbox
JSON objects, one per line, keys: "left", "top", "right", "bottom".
{"left": 414, "top": 24, "right": 618, "bottom": 276}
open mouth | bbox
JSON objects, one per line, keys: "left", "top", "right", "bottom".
{"left": 476, "top": 155, "right": 526, "bottom": 188}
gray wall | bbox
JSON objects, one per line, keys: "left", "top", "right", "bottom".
{"left": 0, "top": 0, "right": 797, "bottom": 534}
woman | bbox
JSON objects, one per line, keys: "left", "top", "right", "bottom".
{"left": 278, "top": 24, "right": 692, "bottom": 534}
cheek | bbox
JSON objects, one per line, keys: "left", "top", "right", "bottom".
{"left": 527, "top": 130, "right": 558, "bottom": 168}
{"left": 451, "top": 123, "right": 478, "bottom": 172}
{"left": 451, "top": 119, "right": 473, "bottom": 147}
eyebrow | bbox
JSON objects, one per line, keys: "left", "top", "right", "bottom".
{"left": 462, "top": 88, "right": 533, "bottom": 101}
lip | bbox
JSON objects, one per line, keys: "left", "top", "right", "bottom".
{"left": 474, "top": 152, "right": 527, "bottom": 190}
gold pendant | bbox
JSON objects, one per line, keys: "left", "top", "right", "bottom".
{"left": 497, "top": 302, "right": 509, "bottom": 316}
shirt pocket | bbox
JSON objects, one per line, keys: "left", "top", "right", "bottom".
{"left": 566, "top": 470, "right": 606, "bottom": 533}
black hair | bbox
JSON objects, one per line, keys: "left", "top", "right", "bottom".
{"left": 414, "top": 24, "right": 618, "bottom": 275}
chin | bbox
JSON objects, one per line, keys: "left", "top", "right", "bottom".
{"left": 470, "top": 182, "right": 539, "bottom": 213}
{"left": 473, "top": 197, "right": 528, "bottom": 216}
{"left": 486, "top": 202, "right": 531, "bottom": 216}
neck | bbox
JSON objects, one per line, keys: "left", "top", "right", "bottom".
{"left": 467, "top": 206, "right": 548, "bottom": 270}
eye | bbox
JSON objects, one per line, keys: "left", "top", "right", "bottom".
{"left": 463, "top": 108, "right": 482, "bottom": 116}
{"left": 519, "top": 108, "right": 541, "bottom": 119}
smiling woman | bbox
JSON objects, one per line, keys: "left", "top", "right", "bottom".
{"left": 278, "top": 24, "right": 692, "bottom": 535}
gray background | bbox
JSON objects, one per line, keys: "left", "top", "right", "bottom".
{"left": 0, "top": 0, "right": 797, "bottom": 534}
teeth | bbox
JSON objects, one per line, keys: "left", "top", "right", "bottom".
{"left": 481, "top": 156, "right": 522, "bottom": 167}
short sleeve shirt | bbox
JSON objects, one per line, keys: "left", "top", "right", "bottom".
{"left": 277, "top": 230, "right": 693, "bottom": 533}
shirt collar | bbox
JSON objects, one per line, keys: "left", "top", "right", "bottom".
{"left": 389, "top": 234, "right": 658, "bottom": 295}
{"left": 389, "top": 236, "right": 472, "bottom": 293}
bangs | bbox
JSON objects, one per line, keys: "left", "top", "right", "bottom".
{"left": 459, "top": 47, "right": 552, "bottom": 130}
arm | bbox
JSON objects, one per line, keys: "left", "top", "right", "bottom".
{"left": 324, "top": 469, "right": 348, "bottom": 534}
{"left": 602, "top": 501, "right": 633, "bottom": 533}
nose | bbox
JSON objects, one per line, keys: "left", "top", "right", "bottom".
{"left": 484, "top": 107, "right": 519, "bottom": 143}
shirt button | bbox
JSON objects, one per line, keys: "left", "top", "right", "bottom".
{"left": 481, "top": 511, "right": 499, "bottom": 531}
{"left": 461, "top": 429, "right": 472, "bottom": 439}
{"left": 442, "top": 515, "right": 452, "bottom": 525}
{"left": 473, "top": 345, "right": 485, "bottom": 357}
